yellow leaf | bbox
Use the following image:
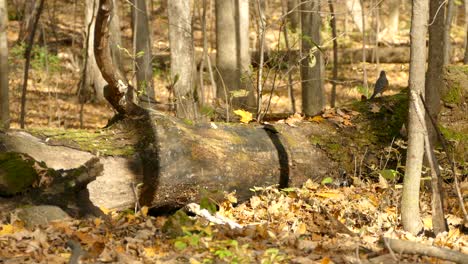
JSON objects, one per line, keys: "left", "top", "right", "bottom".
{"left": 309, "top": 116, "right": 324, "bottom": 123}
{"left": 234, "top": 109, "right": 253, "bottom": 123}
{"left": 93, "top": 218, "right": 102, "bottom": 226}
{"left": 141, "top": 206, "right": 149, "bottom": 217}
{"left": 0, "top": 224, "right": 15, "bottom": 236}
{"left": 315, "top": 191, "right": 342, "bottom": 199}
{"left": 422, "top": 216, "right": 432, "bottom": 229}
{"left": 144, "top": 247, "right": 157, "bottom": 257}
{"left": 296, "top": 222, "right": 307, "bottom": 235}
{"left": 99, "top": 206, "right": 111, "bottom": 215}
{"left": 321, "top": 256, "right": 331, "bottom": 264}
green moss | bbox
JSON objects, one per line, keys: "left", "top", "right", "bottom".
{"left": 28, "top": 128, "right": 135, "bottom": 156}
{"left": 0, "top": 153, "right": 39, "bottom": 195}
{"left": 442, "top": 84, "right": 463, "bottom": 104}
{"left": 182, "top": 119, "right": 194, "bottom": 126}
{"left": 439, "top": 126, "right": 468, "bottom": 142}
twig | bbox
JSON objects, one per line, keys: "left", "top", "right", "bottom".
{"left": 384, "top": 238, "right": 468, "bottom": 263}
{"left": 419, "top": 93, "right": 468, "bottom": 226}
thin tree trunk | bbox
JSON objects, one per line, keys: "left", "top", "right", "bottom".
{"left": 287, "top": 0, "right": 300, "bottom": 31}
{"left": 256, "top": 0, "right": 266, "bottom": 119}
{"left": 329, "top": 0, "right": 338, "bottom": 108}
{"left": 444, "top": 0, "right": 454, "bottom": 64}
{"left": 282, "top": 0, "right": 296, "bottom": 113}
{"left": 360, "top": 0, "right": 368, "bottom": 97}
{"left": 387, "top": 0, "right": 400, "bottom": 38}
{"left": 425, "top": 0, "right": 445, "bottom": 145}
{"left": 300, "top": 0, "right": 324, "bottom": 116}
{"left": 464, "top": 0, "right": 468, "bottom": 64}
{"left": 401, "top": 0, "right": 429, "bottom": 235}
{"left": 0, "top": 0, "right": 9, "bottom": 129}
{"left": 132, "top": 0, "right": 155, "bottom": 100}
{"left": 168, "top": 0, "right": 199, "bottom": 120}
{"left": 19, "top": 0, "right": 45, "bottom": 129}
{"left": 346, "top": 0, "right": 363, "bottom": 32}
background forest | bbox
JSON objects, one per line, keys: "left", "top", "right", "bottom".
{"left": 0, "top": 0, "right": 467, "bottom": 263}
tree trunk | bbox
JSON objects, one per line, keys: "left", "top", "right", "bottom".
{"left": 287, "top": 0, "right": 300, "bottom": 31}
{"left": 132, "top": 0, "right": 155, "bottom": 100}
{"left": 401, "top": 0, "right": 428, "bottom": 235}
{"left": 444, "top": 0, "right": 454, "bottom": 64}
{"left": 464, "top": 0, "right": 468, "bottom": 64}
{"left": 19, "top": 0, "right": 44, "bottom": 129}
{"left": 17, "top": 0, "right": 36, "bottom": 43}
{"left": 82, "top": 0, "right": 123, "bottom": 101}
{"left": 387, "top": 0, "right": 400, "bottom": 37}
{"left": 425, "top": 0, "right": 445, "bottom": 144}
{"left": 94, "top": 0, "right": 140, "bottom": 116}
{"left": 0, "top": 0, "right": 9, "bottom": 130}
{"left": 300, "top": 0, "right": 324, "bottom": 116}
{"left": 329, "top": 0, "right": 338, "bottom": 108}
{"left": 215, "top": 0, "right": 255, "bottom": 110}
{"left": 345, "top": 0, "right": 363, "bottom": 33}
{"left": 168, "top": 0, "right": 199, "bottom": 120}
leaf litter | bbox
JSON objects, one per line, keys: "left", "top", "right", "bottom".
{"left": 0, "top": 178, "right": 467, "bottom": 263}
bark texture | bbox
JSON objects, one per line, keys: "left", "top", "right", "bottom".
{"left": 401, "top": 0, "right": 428, "bottom": 235}
{"left": 215, "top": 0, "right": 255, "bottom": 110}
{"left": 0, "top": 0, "right": 9, "bottom": 129}
{"left": 168, "top": 0, "right": 199, "bottom": 120}
{"left": 425, "top": 0, "right": 445, "bottom": 144}
{"left": 300, "top": 0, "right": 324, "bottom": 116}
{"left": 81, "top": 0, "right": 123, "bottom": 101}
{"left": 132, "top": 0, "right": 154, "bottom": 100}
{"left": 0, "top": 116, "right": 340, "bottom": 211}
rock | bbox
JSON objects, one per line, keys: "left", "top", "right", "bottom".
{"left": 16, "top": 205, "right": 71, "bottom": 228}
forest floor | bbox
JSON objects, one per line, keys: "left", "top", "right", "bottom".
{"left": 2, "top": 1, "right": 468, "bottom": 263}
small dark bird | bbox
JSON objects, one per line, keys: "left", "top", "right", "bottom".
{"left": 370, "top": 70, "right": 389, "bottom": 99}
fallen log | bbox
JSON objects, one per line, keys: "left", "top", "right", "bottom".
{"left": 0, "top": 111, "right": 339, "bottom": 211}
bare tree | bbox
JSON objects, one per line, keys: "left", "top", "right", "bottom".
{"left": 132, "top": 0, "right": 155, "bottom": 100}
{"left": 215, "top": 0, "right": 255, "bottom": 111}
{"left": 300, "top": 0, "right": 324, "bottom": 116}
{"left": 425, "top": 0, "right": 445, "bottom": 144}
{"left": 346, "top": 0, "right": 363, "bottom": 32}
{"left": 19, "top": 0, "right": 44, "bottom": 129}
{"left": 80, "top": 0, "right": 123, "bottom": 102}
{"left": 0, "top": 0, "right": 9, "bottom": 129}
{"left": 443, "top": 0, "right": 454, "bottom": 64}
{"left": 168, "top": 0, "right": 199, "bottom": 120}
{"left": 287, "top": 0, "right": 300, "bottom": 31}
{"left": 329, "top": 0, "right": 338, "bottom": 108}
{"left": 401, "top": 0, "right": 429, "bottom": 235}
{"left": 387, "top": 0, "right": 401, "bottom": 37}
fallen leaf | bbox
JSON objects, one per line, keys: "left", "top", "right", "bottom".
{"left": 233, "top": 109, "right": 253, "bottom": 123}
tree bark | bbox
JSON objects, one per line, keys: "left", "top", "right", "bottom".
{"left": 287, "top": 0, "right": 300, "bottom": 31}
{"left": 387, "top": 0, "right": 400, "bottom": 38}
{"left": 0, "top": 117, "right": 340, "bottom": 211}
{"left": 300, "top": 0, "right": 324, "bottom": 116}
{"left": 94, "top": 0, "right": 140, "bottom": 116}
{"left": 132, "top": 0, "right": 155, "bottom": 100}
{"left": 81, "top": 0, "right": 123, "bottom": 102}
{"left": 329, "top": 1, "right": 338, "bottom": 108}
{"left": 215, "top": 0, "right": 255, "bottom": 110}
{"left": 425, "top": 0, "right": 445, "bottom": 145}
{"left": 0, "top": 0, "right": 9, "bottom": 130}
{"left": 346, "top": 0, "right": 363, "bottom": 32}
{"left": 168, "top": 0, "right": 199, "bottom": 120}
{"left": 401, "top": 0, "right": 428, "bottom": 235}
{"left": 444, "top": 0, "right": 454, "bottom": 64}
{"left": 19, "top": 0, "right": 44, "bottom": 129}
{"left": 464, "top": 0, "right": 468, "bottom": 64}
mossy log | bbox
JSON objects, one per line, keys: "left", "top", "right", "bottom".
{"left": 0, "top": 93, "right": 409, "bottom": 212}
